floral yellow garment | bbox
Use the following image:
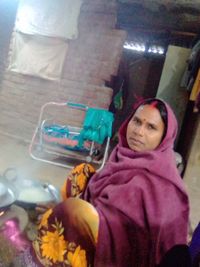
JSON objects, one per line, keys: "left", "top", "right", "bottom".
{"left": 33, "top": 164, "right": 96, "bottom": 267}
{"left": 33, "top": 209, "right": 88, "bottom": 267}
{"left": 61, "top": 163, "right": 95, "bottom": 200}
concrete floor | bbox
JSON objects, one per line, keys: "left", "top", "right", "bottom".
{"left": 0, "top": 134, "right": 68, "bottom": 190}
{"left": 0, "top": 133, "right": 199, "bottom": 234}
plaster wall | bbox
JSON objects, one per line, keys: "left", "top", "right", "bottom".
{"left": 184, "top": 118, "right": 200, "bottom": 228}
{"left": 156, "top": 45, "right": 191, "bottom": 141}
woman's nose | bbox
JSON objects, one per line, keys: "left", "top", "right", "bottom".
{"left": 135, "top": 125, "right": 144, "bottom": 136}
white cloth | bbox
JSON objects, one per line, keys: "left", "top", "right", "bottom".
{"left": 15, "top": 0, "right": 83, "bottom": 40}
{"left": 8, "top": 32, "right": 68, "bottom": 80}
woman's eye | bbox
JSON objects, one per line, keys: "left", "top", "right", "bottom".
{"left": 148, "top": 124, "right": 155, "bottom": 130}
{"left": 133, "top": 118, "right": 140, "bottom": 125}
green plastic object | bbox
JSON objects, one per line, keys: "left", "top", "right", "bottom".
{"left": 79, "top": 108, "right": 114, "bottom": 145}
{"left": 114, "top": 89, "right": 123, "bottom": 110}
{"left": 67, "top": 102, "right": 87, "bottom": 110}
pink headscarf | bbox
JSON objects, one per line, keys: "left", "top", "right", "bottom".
{"left": 83, "top": 98, "right": 189, "bottom": 267}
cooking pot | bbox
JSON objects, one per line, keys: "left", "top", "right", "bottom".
{"left": 1, "top": 168, "right": 61, "bottom": 209}
{"left": 0, "top": 182, "right": 17, "bottom": 212}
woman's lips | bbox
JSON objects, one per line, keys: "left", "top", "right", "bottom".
{"left": 129, "top": 138, "right": 144, "bottom": 145}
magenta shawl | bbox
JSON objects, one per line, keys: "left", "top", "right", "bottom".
{"left": 83, "top": 99, "right": 189, "bottom": 267}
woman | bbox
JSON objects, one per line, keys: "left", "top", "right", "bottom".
{"left": 15, "top": 98, "right": 189, "bottom": 267}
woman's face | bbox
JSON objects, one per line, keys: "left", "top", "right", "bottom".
{"left": 126, "top": 104, "right": 165, "bottom": 152}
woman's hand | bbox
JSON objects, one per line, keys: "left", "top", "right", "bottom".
{"left": 35, "top": 201, "right": 56, "bottom": 219}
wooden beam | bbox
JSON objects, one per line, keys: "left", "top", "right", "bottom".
{"left": 121, "top": 27, "right": 197, "bottom": 37}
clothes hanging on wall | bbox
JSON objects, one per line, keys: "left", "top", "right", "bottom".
{"left": 180, "top": 40, "right": 200, "bottom": 91}
{"left": 190, "top": 69, "right": 200, "bottom": 101}
{"left": 180, "top": 40, "right": 200, "bottom": 113}
{"left": 194, "top": 91, "right": 200, "bottom": 113}
{"left": 8, "top": 0, "right": 82, "bottom": 80}
{"left": 8, "top": 32, "right": 68, "bottom": 80}
{"left": 15, "top": 0, "right": 83, "bottom": 40}
{"left": 189, "top": 67, "right": 200, "bottom": 113}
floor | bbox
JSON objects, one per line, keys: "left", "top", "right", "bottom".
{"left": 0, "top": 133, "right": 199, "bottom": 234}
{"left": 0, "top": 134, "right": 67, "bottom": 190}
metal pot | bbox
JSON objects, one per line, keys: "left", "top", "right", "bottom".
{"left": 0, "top": 175, "right": 17, "bottom": 211}
{"left": 1, "top": 168, "right": 61, "bottom": 209}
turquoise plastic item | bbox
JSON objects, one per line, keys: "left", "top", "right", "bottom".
{"left": 43, "top": 125, "right": 69, "bottom": 138}
{"left": 79, "top": 108, "right": 114, "bottom": 145}
{"left": 67, "top": 102, "right": 87, "bottom": 109}
{"left": 42, "top": 124, "right": 90, "bottom": 152}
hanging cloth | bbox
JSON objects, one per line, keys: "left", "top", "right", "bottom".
{"left": 79, "top": 108, "right": 114, "bottom": 145}
{"left": 8, "top": 32, "right": 68, "bottom": 80}
{"left": 113, "top": 80, "right": 124, "bottom": 110}
{"left": 190, "top": 68, "right": 200, "bottom": 101}
{"left": 15, "top": 0, "right": 83, "bottom": 40}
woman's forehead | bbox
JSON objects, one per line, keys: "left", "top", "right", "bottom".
{"left": 133, "top": 105, "right": 163, "bottom": 124}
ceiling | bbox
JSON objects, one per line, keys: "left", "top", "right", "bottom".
{"left": 117, "top": 0, "right": 200, "bottom": 47}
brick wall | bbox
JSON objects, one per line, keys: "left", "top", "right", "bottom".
{"left": 0, "top": 0, "right": 126, "bottom": 140}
